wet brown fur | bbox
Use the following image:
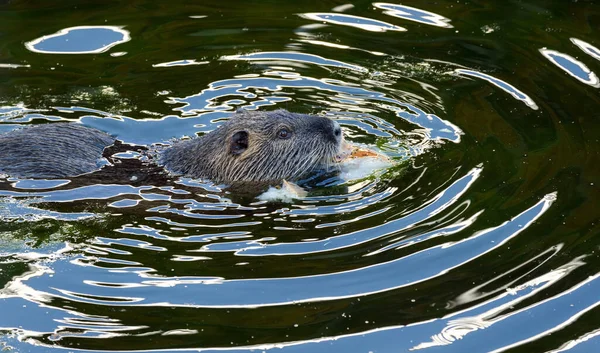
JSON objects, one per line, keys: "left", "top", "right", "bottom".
{"left": 160, "top": 109, "right": 343, "bottom": 183}
{"left": 0, "top": 110, "right": 343, "bottom": 185}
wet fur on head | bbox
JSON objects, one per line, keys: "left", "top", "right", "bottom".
{"left": 161, "top": 109, "right": 343, "bottom": 183}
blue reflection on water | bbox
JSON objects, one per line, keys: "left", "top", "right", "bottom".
{"left": 221, "top": 51, "right": 368, "bottom": 72}
{"left": 0, "top": 197, "right": 94, "bottom": 221}
{"left": 455, "top": 69, "right": 539, "bottom": 110}
{"left": 0, "top": 192, "right": 560, "bottom": 353}
{"left": 3, "top": 266, "right": 600, "bottom": 353}
{"left": 300, "top": 13, "right": 406, "bottom": 32}
{"left": 571, "top": 38, "right": 600, "bottom": 61}
{"left": 374, "top": 2, "right": 453, "bottom": 28}
{"left": 0, "top": 180, "right": 556, "bottom": 309}
{"left": 10, "top": 179, "right": 70, "bottom": 190}
{"left": 25, "top": 26, "right": 130, "bottom": 54}
{"left": 204, "top": 168, "right": 480, "bottom": 255}
{"left": 153, "top": 59, "right": 209, "bottom": 68}
{"left": 555, "top": 331, "right": 600, "bottom": 353}
{"left": 540, "top": 48, "right": 600, "bottom": 87}
{"left": 0, "top": 184, "right": 152, "bottom": 202}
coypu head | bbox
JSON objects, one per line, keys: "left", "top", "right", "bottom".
{"left": 161, "top": 109, "right": 344, "bottom": 183}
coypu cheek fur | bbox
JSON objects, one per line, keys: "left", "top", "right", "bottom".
{"left": 160, "top": 109, "right": 343, "bottom": 183}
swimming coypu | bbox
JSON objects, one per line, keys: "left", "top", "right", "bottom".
{"left": 0, "top": 109, "right": 344, "bottom": 183}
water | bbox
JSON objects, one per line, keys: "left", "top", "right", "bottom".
{"left": 1, "top": 1, "right": 599, "bottom": 352}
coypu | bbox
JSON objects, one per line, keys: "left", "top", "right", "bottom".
{"left": 0, "top": 109, "right": 344, "bottom": 184}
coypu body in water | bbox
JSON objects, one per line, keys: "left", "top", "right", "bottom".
{"left": 0, "top": 124, "right": 114, "bottom": 179}
{"left": 0, "top": 110, "right": 344, "bottom": 184}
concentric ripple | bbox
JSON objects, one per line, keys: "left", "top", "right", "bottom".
{"left": 2, "top": 1, "right": 599, "bottom": 352}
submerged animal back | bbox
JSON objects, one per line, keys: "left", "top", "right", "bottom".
{"left": 0, "top": 124, "right": 115, "bottom": 178}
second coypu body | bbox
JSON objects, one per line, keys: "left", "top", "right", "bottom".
{"left": 0, "top": 110, "right": 344, "bottom": 184}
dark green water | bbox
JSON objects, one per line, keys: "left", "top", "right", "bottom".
{"left": 1, "top": 1, "right": 599, "bottom": 352}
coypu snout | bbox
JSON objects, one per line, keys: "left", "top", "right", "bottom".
{"left": 312, "top": 116, "right": 343, "bottom": 145}
{"left": 161, "top": 109, "right": 344, "bottom": 183}
{"left": 333, "top": 122, "right": 343, "bottom": 142}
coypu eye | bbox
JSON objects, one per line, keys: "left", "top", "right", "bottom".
{"left": 230, "top": 131, "right": 248, "bottom": 156}
{"left": 277, "top": 128, "right": 292, "bottom": 139}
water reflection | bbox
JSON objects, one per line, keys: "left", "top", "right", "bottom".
{"left": 0, "top": 197, "right": 95, "bottom": 221}
{"left": 374, "top": 3, "right": 453, "bottom": 28}
{"left": 550, "top": 328, "right": 600, "bottom": 353}
{"left": 25, "top": 26, "right": 131, "bottom": 54}
{"left": 153, "top": 59, "right": 209, "bottom": 68}
{"left": 204, "top": 168, "right": 480, "bottom": 255}
{"left": 0, "top": 63, "right": 30, "bottom": 69}
{"left": 414, "top": 254, "right": 587, "bottom": 350}
{"left": 295, "top": 38, "right": 387, "bottom": 56}
{"left": 11, "top": 179, "right": 70, "bottom": 190}
{"left": 571, "top": 38, "right": 600, "bottom": 62}
{"left": 540, "top": 48, "right": 600, "bottom": 87}
{"left": 455, "top": 69, "right": 539, "bottom": 110}
{"left": 0, "top": 193, "right": 560, "bottom": 352}
{"left": 221, "top": 51, "right": 368, "bottom": 72}
{"left": 332, "top": 4, "right": 355, "bottom": 13}
{"left": 300, "top": 13, "right": 406, "bottom": 32}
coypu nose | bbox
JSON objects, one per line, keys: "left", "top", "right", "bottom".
{"left": 313, "top": 117, "right": 342, "bottom": 144}
{"left": 334, "top": 125, "right": 341, "bottom": 138}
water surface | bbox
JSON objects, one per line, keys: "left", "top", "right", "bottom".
{"left": 1, "top": 1, "right": 600, "bottom": 352}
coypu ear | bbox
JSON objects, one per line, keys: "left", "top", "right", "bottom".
{"left": 230, "top": 131, "right": 248, "bottom": 156}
